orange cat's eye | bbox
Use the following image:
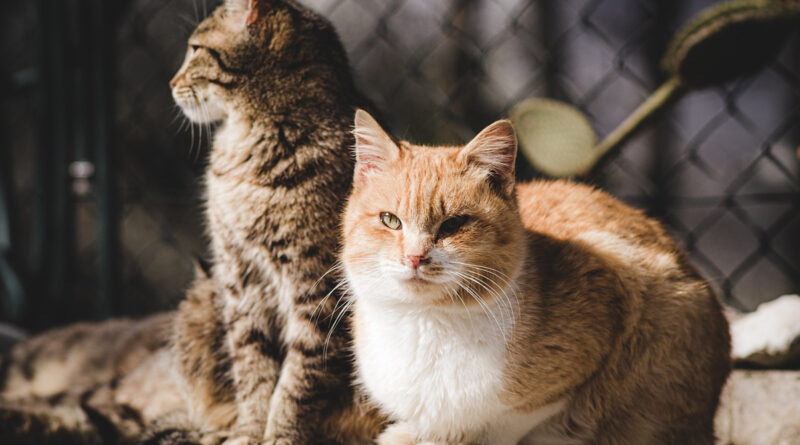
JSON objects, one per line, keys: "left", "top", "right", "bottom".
{"left": 438, "top": 215, "right": 469, "bottom": 238}
{"left": 380, "top": 212, "right": 402, "bottom": 230}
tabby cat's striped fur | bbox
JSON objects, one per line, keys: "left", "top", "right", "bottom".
{"left": 169, "top": 0, "right": 383, "bottom": 443}
{"left": 0, "top": 312, "right": 185, "bottom": 444}
{"left": 0, "top": 1, "right": 385, "bottom": 443}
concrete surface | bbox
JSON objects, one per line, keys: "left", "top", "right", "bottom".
{"left": 716, "top": 370, "right": 800, "bottom": 445}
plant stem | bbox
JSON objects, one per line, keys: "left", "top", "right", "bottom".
{"left": 587, "top": 77, "right": 683, "bottom": 175}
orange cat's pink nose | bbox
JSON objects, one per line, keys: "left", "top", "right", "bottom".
{"left": 406, "top": 255, "right": 428, "bottom": 269}
{"left": 169, "top": 76, "right": 179, "bottom": 89}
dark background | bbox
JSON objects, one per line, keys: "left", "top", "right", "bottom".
{"left": 1, "top": 0, "right": 799, "bottom": 332}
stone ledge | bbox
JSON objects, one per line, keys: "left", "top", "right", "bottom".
{"left": 715, "top": 370, "right": 800, "bottom": 445}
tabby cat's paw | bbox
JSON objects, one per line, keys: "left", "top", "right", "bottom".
{"left": 261, "top": 438, "right": 293, "bottom": 445}
{"left": 198, "top": 430, "right": 232, "bottom": 445}
{"left": 222, "top": 436, "right": 260, "bottom": 445}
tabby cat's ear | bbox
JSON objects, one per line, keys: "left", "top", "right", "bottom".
{"left": 458, "top": 119, "right": 517, "bottom": 196}
{"left": 246, "top": 0, "right": 273, "bottom": 26}
{"left": 226, "top": 0, "right": 272, "bottom": 27}
{"left": 353, "top": 109, "right": 400, "bottom": 185}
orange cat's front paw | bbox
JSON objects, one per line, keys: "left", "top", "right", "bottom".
{"left": 377, "top": 423, "right": 418, "bottom": 445}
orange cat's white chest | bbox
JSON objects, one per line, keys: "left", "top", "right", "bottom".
{"left": 354, "top": 300, "right": 513, "bottom": 439}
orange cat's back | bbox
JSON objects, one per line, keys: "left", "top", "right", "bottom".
{"left": 517, "top": 180, "right": 678, "bottom": 254}
{"left": 512, "top": 180, "right": 730, "bottom": 444}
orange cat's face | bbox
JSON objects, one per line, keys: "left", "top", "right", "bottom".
{"left": 342, "top": 111, "right": 526, "bottom": 308}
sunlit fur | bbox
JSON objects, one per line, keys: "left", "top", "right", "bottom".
{"left": 345, "top": 112, "right": 525, "bottom": 313}
{"left": 171, "top": 42, "right": 227, "bottom": 124}
{"left": 344, "top": 111, "right": 731, "bottom": 445}
{"left": 168, "top": 1, "right": 386, "bottom": 443}
{"left": 171, "top": 4, "right": 244, "bottom": 125}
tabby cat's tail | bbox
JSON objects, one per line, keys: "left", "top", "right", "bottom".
{"left": 0, "top": 395, "right": 110, "bottom": 445}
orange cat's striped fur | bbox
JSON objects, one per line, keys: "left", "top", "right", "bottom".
{"left": 343, "top": 111, "right": 731, "bottom": 444}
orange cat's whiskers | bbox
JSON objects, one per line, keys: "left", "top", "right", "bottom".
{"left": 312, "top": 261, "right": 344, "bottom": 288}
{"left": 453, "top": 270, "right": 514, "bottom": 332}
{"left": 452, "top": 260, "right": 516, "bottom": 288}
{"left": 321, "top": 262, "right": 384, "bottom": 361}
{"left": 311, "top": 260, "right": 377, "bottom": 324}
{"left": 472, "top": 292, "right": 507, "bottom": 341}
{"left": 448, "top": 265, "right": 514, "bottom": 316}
{"left": 308, "top": 261, "right": 345, "bottom": 321}
{"left": 311, "top": 279, "right": 347, "bottom": 323}
{"left": 323, "top": 290, "right": 358, "bottom": 364}
{"left": 443, "top": 283, "right": 475, "bottom": 327}
{"left": 470, "top": 273, "right": 515, "bottom": 324}
{"left": 451, "top": 261, "right": 514, "bottom": 285}
{"left": 452, "top": 275, "right": 507, "bottom": 339}
{"left": 452, "top": 262, "right": 521, "bottom": 319}
{"left": 442, "top": 285, "right": 456, "bottom": 306}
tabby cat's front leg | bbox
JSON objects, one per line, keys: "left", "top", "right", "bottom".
{"left": 262, "top": 294, "right": 350, "bottom": 444}
{"left": 224, "top": 299, "right": 282, "bottom": 443}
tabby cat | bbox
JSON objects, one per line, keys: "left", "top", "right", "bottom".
{"left": 343, "top": 110, "right": 731, "bottom": 445}
{"left": 170, "top": 0, "right": 382, "bottom": 443}
{"left": 0, "top": 311, "right": 185, "bottom": 444}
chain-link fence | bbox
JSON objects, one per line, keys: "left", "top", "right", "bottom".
{"left": 2, "top": 0, "right": 799, "bottom": 330}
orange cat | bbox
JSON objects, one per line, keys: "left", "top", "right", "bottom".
{"left": 342, "top": 110, "right": 731, "bottom": 445}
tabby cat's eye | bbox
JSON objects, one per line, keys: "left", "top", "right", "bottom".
{"left": 380, "top": 212, "right": 402, "bottom": 230}
{"left": 438, "top": 215, "right": 469, "bottom": 237}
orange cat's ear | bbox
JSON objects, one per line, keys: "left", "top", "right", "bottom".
{"left": 458, "top": 120, "right": 517, "bottom": 196}
{"left": 353, "top": 109, "right": 400, "bottom": 185}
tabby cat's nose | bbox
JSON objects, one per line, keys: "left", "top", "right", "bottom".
{"left": 169, "top": 76, "right": 180, "bottom": 89}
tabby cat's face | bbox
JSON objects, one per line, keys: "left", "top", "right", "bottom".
{"left": 342, "top": 111, "right": 526, "bottom": 308}
{"left": 170, "top": 0, "right": 348, "bottom": 122}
